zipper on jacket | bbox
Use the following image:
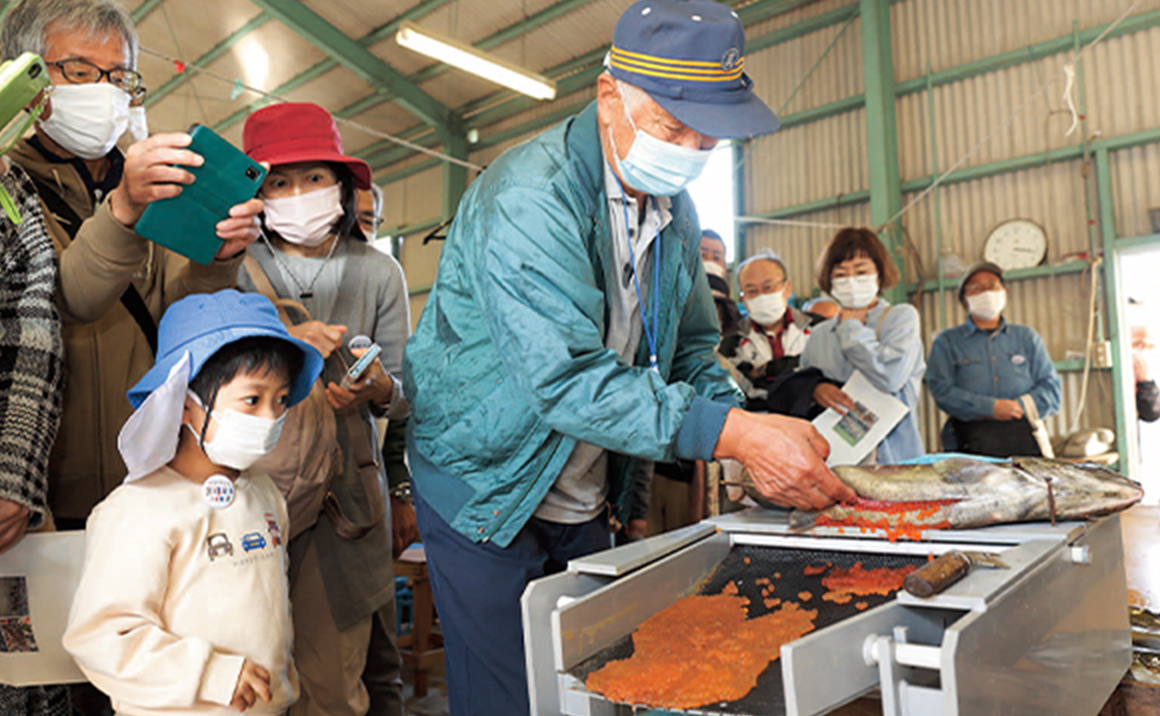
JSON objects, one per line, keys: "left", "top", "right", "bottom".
{"left": 483, "top": 464, "right": 542, "bottom": 543}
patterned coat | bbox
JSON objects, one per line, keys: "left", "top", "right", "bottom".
{"left": 0, "top": 161, "right": 67, "bottom": 715}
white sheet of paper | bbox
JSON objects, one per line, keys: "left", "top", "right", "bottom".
{"left": 812, "top": 370, "right": 908, "bottom": 466}
{"left": 0, "top": 531, "right": 86, "bottom": 686}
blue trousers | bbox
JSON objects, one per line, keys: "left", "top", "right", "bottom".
{"left": 413, "top": 485, "right": 610, "bottom": 716}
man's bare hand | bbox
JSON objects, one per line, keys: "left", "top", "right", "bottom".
{"left": 109, "top": 133, "right": 201, "bottom": 227}
{"left": 993, "top": 399, "right": 1024, "bottom": 421}
{"left": 287, "top": 321, "right": 346, "bottom": 359}
{"left": 229, "top": 660, "right": 272, "bottom": 712}
{"left": 624, "top": 518, "right": 648, "bottom": 541}
{"left": 813, "top": 383, "right": 855, "bottom": 414}
{"left": 390, "top": 495, "right": 419, "bottom": 558}
{"left": 713, "top": 409, "right": 854, "bottom": 510}
{"left": 0, "top": 499, "right": 31, "bottom": 554}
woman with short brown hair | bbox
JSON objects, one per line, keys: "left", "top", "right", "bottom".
{"left": 800, "top": 227, "right": 925, "bottom": 463}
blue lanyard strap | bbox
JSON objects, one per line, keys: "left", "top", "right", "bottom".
{"left": 612, "top": 172, "right": 661, "bottom": 373}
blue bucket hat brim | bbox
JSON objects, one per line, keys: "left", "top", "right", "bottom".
{"left": 127, "top": 291, "right": 324, "bottom": 410}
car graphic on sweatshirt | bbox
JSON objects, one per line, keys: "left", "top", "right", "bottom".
{"left": 206, "top": 533, "right": 233, "bottom": 561}
{"left": 241, "top": 532, "right": 267, "bottom": 552}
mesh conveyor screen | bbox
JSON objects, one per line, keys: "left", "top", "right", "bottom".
{"left": 572, "top": 544, "right": 929, "bottom": 716}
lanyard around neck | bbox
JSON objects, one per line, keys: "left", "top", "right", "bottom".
{"left": 612, "top": 172, "right": 661, "bottom": 373}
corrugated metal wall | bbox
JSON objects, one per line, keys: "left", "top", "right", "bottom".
{"left": 741, "top": 0, "right": 1160, "bottom": 452}
{"left": 385, "top": 0, "right": 1160, "bottom": 454}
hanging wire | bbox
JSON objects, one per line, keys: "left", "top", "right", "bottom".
{"left": 874, "top": 0, "right": 1145, "bottom": 234}
{"left": 138, "top": 46, "right": 485, "bottom": 172}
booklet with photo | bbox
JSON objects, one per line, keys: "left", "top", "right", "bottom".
{"left": 812, "top": 370, "right": 908, "bottom": 466}
{"left": 0, "top": 531, "right": 86, "bottom": 686}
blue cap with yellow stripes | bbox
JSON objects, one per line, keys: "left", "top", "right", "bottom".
{"left": 606, "top": 0, "right": 780, "bottom": 139}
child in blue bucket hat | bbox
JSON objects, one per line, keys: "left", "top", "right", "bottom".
{"left": 63, "top": 289, "right": 322, "bottom": 716}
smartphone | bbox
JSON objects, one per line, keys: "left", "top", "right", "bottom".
{"left": 340, "top": 343, "right": 382, "bottom": 390}
{"left": 0, "top": 53, "right": 49, "bottom": 154}
{"left": 135, "top": 124, "right": 267, "bottom": 265}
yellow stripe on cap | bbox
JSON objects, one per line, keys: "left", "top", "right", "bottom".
{"left": 611, "top": 45, "right": 732, "bottom": 69}
{"left": 610, "top": 58, "right": 744, "bottom": 82}
{"left": 611, "top": 52, "right": 745, "bottom": 77}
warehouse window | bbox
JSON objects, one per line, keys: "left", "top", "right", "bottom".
{"left": 686, "top": 142, "right": 736, "bottom": 263}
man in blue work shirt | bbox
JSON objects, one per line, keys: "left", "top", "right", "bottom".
{"left": 926, "top": 261, "right": 1062, "bottom": 453}
{"left": 402, "top": 1, "right": 854, "bottom": 713}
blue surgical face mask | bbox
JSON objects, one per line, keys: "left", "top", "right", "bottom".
{"left": 610, "top": 89, "right": 713, "bottom": 197}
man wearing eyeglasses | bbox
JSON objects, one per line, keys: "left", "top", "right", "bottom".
{"left": 718, "top": 250, "right": 812, "bottom": 407}
{"left": 0, "top": 0, "right": 263, "bottom": 536}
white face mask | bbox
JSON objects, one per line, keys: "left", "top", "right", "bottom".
{"left": 967, "top": 288, "right": 1007, "bottom": 321}
{"left": 746, "top": 292, "right": 787, "bottom": 327}
{"left": 188, "top": 393, "right": 285, "bottom": 471}
{"left": 39, "top": 83, "right": 131, "bottom": 160}
{"left": 262, "top": 184, "right": 344, "bottom": 247}
{"left": 702, "top": 260, "right": 727, "bottom": 279}
{"left": 830, "top": 274, "right": 879, "bottom": 309}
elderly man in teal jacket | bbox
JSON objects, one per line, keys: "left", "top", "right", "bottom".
{"left": 403, "top": 1, "right": 853, "bottom": 713}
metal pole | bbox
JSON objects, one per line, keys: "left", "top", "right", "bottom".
{"left": 860, "top": 0, "right": 905, "bottom": 302}
{"left": 926, "top": 63, "right": 945, "bottom": 332}
{"left": 1095, "top": 148, "right": 1134, "bottom": 473}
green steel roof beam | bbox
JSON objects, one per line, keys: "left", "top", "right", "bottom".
{"left": 354, "top": 0, "right": 763, "bottom": 163}
{"left": 402, "top": 0, "right": 603, "bottom": 89}
{"left": 458, "top": 46, "right": 608, "bottom": 119}
{"left": 894, "top": 7, "right": 1160, "bottom": 98}
{"left": 144, "top": 11, "right": 272, "bottom": 108}
{"left": 328, "top": 0, "right": 605, "bottom": 149}
{"left": 131, "top": 0, "right": 164, "bottom": 23}
{"left": 736, "top": 0, "right": 823, "bottom": 26}
{"left": 210, "top": 0, "right": 451, "bottom": 134}
{"left": 364, "top": 64, "right": 603, "bottom": 169}
{"left": 366, "top": 0, "right": 843, "bottom": 171}
{"left": 249, "top": 0, "right": 457, "bottom": 136}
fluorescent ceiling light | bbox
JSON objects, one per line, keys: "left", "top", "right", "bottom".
{"left": 396, "top": 21, "right": 557, "bottom": 101}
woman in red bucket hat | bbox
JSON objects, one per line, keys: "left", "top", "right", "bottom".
{"left": 236, "top": 102, "right": 409, "bottom": 716}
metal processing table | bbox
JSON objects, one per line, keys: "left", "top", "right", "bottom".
{"left": 522, "top": 510, "right": 1131, "bottom": 716}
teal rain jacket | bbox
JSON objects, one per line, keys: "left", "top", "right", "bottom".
{"left": 403, "top": 102, "right": 743, "bottom": 548}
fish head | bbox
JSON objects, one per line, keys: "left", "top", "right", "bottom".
{"left": 1014, "top": 457, "right": 1144, "bottom": 518}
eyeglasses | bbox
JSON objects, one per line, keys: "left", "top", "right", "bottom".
{"left": 964, "top": 282, "right": 1003, "bottom": 296}
{"left": 741, "top": 279, "right": 786, "bottom": 298}
{"left": 48, "top": 59, "right": 143, "bottom": 94}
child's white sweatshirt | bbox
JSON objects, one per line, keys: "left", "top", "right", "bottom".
{"left": 63, "top": 466, "right": 297, "bottom": 715}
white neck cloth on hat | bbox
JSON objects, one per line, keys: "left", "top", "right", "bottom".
{"left": 118, "top": 352, "right": 191, "bottom": 483}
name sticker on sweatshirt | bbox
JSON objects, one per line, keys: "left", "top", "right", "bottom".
{"left": 203, "top": 475, "right": 235, "bottom": 509}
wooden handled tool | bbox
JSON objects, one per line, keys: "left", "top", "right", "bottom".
{"left": 904, "top": 550, "right": 1009, "bottom": 598}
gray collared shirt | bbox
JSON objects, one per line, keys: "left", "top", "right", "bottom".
{"left": 533, "top": 162, "right": 673, "bottom": 524}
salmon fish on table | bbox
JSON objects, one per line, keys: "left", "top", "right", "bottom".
{"left": 790, "top": 457, "right": 1144, "bottom": 531}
